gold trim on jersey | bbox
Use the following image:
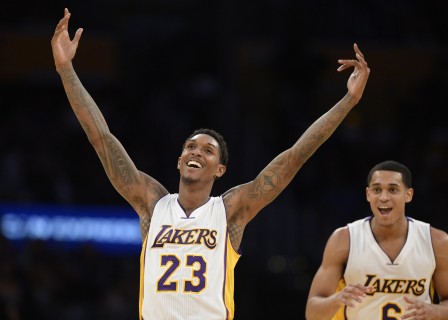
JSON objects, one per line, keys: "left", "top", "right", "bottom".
{"left": 332, "top": 278, "right": 347, "bottom": 320}
{"left": 224, "top": 235, "right": 241, "bottom": 320}
{"left": 139, "top": 234, "right": 148, "bottom": 320}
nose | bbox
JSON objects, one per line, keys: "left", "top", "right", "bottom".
{"left": 189, "top": 147, "right": 202, "bottom": 157}
{"left": 378, "top": 191, "right": 389, "bottom": 202}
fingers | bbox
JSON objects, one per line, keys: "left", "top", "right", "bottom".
{"left": 56, "top": 8, "right": 71, "bottom": 30}
{"left": 52, "top": 8, "right": 81, "bottom": 45}
{"left": 339, "top": 284, "right": 372, "bottom": 307}
{"left": 354, "top": 44, "right": 368, "bottom": 70}
{"left": 337, "top": 43, "right": 369, "bottom": 72}
{"left": 337, "top": 59, "right": 361, "bottom": 72}
{"left": 353, "top": 43, "right": 364, "bottom": 60}
{"left": 73, "top": 28, "right": 84, "bottom": 45}
{"left": 54, "top": 10, "right": 69, "bottom": 35}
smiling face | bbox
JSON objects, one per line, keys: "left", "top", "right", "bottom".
{"left": 366, "top": 170, "right": 414, "bottom": 227}
{"left": 177, "top": 133, "right": 226, "bottom": 185}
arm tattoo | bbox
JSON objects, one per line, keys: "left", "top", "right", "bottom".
{"left": 248, "top": 158, "right": 285, "bottom": 202}
{"left": 140, "top": 216, "right": 151, "bottom": 241}
{"left": 228, "top": 219, "right": 245, "bottom": 250}
{"left": 60, "top": 67, "right": 171, "bottom": 243}
{"left": 224, "top": 190, "right": 247, "bottom": 249}
{"left": 137, "top": 179, "right": 169, "bottom": 241}
{"left": 105, "top": 136, "right": 138, "bottom": 185}
{"left": 59, "top": 68, "right": 108, "bottom": 137}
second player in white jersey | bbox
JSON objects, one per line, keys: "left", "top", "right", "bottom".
{"left": 306, "top": 160, "right": 448, "bottom": 320}
{"left": 339, "top": 216, "right": 435, "bottom": 319}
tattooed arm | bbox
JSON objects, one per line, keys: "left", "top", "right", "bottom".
{"left": 223, "top": 43, "right": 370, "bottom": 249}
{"left": 51, "top": 8, "right": 168, "bottom": 240}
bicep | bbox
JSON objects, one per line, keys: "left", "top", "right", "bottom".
{"left": 308, "top": 228, "right": 349, "bottom": 299}
{"left": 95, "top": 133, "right": 168, "bottom": 211}
{"left": 225, "top": 170, "right": 288, "bottom": 226}
{"left": 94, "top": 133, "right": 142, "bottom": 195}
{"left": 432, "top": 228, "right": 448, "bottom": 302}
{"left": 240, "top": 149, "right": 304, "bottom": 220}
{"left": 308, "top": 265, "right": 343, "bottom": 300}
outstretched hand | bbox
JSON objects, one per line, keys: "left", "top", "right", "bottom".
{"left": 337, "top": 43, "right": 370, "bottom": 103}
{"left": 51, "top": 8, "right": 83, "bottom": 72}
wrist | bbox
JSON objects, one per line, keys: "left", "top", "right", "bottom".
{"left": 55, "top": 61, "right": 74, "bottom": 74}
{"left": 345, "top": 92, "right": 361, "bottom": 106}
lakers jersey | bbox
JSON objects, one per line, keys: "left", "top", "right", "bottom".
{"left": 333, "top": 216, "right": 436, "bottom": 320}
{"left": 139, "top": 194, "right": 240, "bottom": 320}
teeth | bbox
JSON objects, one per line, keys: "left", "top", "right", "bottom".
{"left": 187, "top": 160, "right": 202, "bottom": 168}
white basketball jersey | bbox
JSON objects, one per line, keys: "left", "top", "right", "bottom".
{"left": 334, "top": 216, "right": 436, "bottom": 320}
{"left": 139, "top": 194, "right": 240, "bottom": 320}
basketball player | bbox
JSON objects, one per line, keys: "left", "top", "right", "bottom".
{"left": 51, "top": 8, "right": 370, "bottom": 320}
{"left": 305, "top": 160, "right": 448, "bottom": 320}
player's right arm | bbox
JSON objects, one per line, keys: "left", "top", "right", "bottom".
{"left": 305, "top": 227, "right": 373, "bottom": 320}
{"left": 51, "top": 8, "right": 168, "bottom": 240}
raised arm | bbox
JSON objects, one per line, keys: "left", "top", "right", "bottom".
{"left": 223, "top": 44, "right": 370, "bottom": 246}
{"left": 51, "top": 8, "right": 168, "bottom": 240}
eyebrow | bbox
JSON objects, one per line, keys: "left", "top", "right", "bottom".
{"left": 187, "top": 139, "right": 218, "bottom": 149}
{"left": 370, "top": 183, "right": 401, "bottom": 187}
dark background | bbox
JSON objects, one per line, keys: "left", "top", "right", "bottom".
{"left": 2, "top": 1, "right": 448, "bottom": 319}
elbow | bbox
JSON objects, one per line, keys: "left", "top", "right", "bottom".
{"left": 87, "top": 130, "right": 111, "bottom": 151}
{"left": 305, "top": 309, "right": 313, "bottom": 320}
{"left": 304, "top": 301, "right": 313, "bottom": 320}
{"left": 305, "top": 299, "right": 324, "bottom": 320}
{"left": 87, "top": 134, "right": 103, "bottom": 149}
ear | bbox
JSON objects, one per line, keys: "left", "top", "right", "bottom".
{"left": 177, "top": 157, "right": 181, "bottom": 169}
{"left": 365, "top": 187, "right": 370, "bottom": 202}
{"left": 405, "top": 187, "right": 414, "bottom": 203}
{"left": 215, "top": 164, "right": 227, "bottom": 178}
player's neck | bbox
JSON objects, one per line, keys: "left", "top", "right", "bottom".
{"left": 178, "top": 184, "right": 212, "bottom": 216}
{"left": 370, "top": 216, "right": 408, "bottom": 240}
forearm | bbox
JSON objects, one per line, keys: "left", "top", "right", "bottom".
{"left": 244, "top": 92, "right": 359, "bottom": 213}
{"left": 57, "top": 63, "right": 110, "bottom": 146}
{"left": 273, "top": 92, "right": 359, "bottom": 187}
{"left": 289, "top": 92, "right": 358, "bottom": 167}
{"left": 57, "top": 63, "right": 138, "bottom": 188}
{"left": 306, "top": 296, "right": 343, "bottom": 320}
{"left": 435, "top": 300, "right": 448, "bottom": 319}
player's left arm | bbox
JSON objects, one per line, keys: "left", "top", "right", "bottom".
{"left": 402, "top": 227, "right": 448, "bottom": 319}
{"left": 224, "top": 44, "right": 369, "bottom": 225}
{"left": 223, "top": 44, "right": 369, "bottom": 250}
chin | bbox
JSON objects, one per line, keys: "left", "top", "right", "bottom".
{"left": 181, "top": 175, "right": 199, "bottom": 185}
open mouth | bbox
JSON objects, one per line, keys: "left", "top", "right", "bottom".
{"left": 378, "top": 206, "right": 392, "bottom": 215}
{"left": 187, "top": 160, "right": 203, "bottom": 168}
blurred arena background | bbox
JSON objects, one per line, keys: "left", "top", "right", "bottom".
{"left": 1, "top": 0, "right": 448, "bottom": 319}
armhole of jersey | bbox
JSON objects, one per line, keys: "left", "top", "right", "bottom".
{"left": 344, "top": 224, "right": 353, "bottom": 277}
{"left": 428, "top": 224, "right": 437, "bottom": 269}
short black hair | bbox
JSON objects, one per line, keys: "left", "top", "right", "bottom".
{"left": 184, "top": 128, "right": 229, "bottom": 166}
{"left": 367, "top": 160, "right": 412, "bottom": 188}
